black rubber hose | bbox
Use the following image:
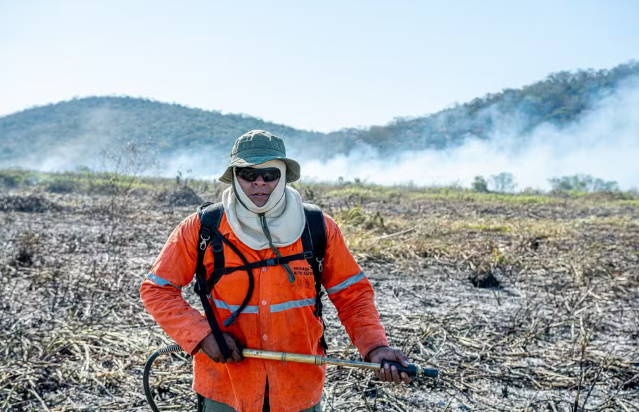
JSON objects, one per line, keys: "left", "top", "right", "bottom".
{"left": 143, "top": 344, "right": 184, "bottom": 412}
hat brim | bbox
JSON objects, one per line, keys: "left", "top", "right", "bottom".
{"left": 219, "top": 155, "right": 301, "bottom": 184}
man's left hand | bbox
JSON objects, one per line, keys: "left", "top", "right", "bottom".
{"left": 367, "top": 346, "right": 412, "bottom": 384}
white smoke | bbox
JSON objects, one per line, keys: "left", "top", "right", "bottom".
{"left": 159, "top": 151, "right": 227, "bottom": 181}
{"left": 4, "top": 105, "right": 122, "bottom": 172}
{"left": 300, "top": 76, "right": 639, "bottom": 190}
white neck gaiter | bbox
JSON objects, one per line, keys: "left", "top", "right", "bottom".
{"left": 222, "top": 160, "right": 306, "bottom": 251}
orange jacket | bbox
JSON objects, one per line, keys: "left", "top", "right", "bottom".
{"left": 140, "top": 211, "right": 388, "bottom": 412}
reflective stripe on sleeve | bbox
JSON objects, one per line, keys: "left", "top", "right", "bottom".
{"left": 145, "top": 273, "right": 183, "bottom": 290}
{"left": 326, "top": 271, "right": 366, "bottom": 295}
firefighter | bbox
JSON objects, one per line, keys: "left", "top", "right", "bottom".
{"left": 141, "top": 130, "right": 410, "bottom": 412}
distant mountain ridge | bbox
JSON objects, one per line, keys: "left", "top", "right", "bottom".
{"left": 0, "top": 96, "right": 323, "bottom": 168}
{"left": 1, "top": 61, "right": 637, "bottom": 169}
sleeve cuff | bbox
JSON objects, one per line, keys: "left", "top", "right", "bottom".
{"left": 183, "top": 325, "right": 213, "bottom": 356}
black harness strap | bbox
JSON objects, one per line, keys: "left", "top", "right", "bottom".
{"left": 196, "top": 201, "right": 330, "bottom": 355}
{"left": 215, "top": 233, "right": 254, "bottom": 327}
{"left": 195, "top": 202, "right": 231, "bottom": 360}
{"left": 197, "top": 203, "right": 255, "bottom": 328}
{"left": 211, "top": 251, "right": 312, "bottom": 276}
{"left": 208, "top": 207, "right": 226, "bottom": 291}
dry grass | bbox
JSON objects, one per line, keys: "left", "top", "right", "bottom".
{"left": 1, "top": 180, "right": 638, "bottom": 411}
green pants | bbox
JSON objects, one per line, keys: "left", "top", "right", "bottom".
{"left": 203, "top": 397, "right": 321, "bottom": 412}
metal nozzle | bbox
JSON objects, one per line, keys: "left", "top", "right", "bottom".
{"left": 420, "top": 366, "right": 439, "bottom": 378}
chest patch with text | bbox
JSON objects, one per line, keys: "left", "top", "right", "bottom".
{"left": 292, "top": 265, "right": 314, "bottom": 289}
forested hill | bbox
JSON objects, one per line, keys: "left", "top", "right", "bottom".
{"left": 1, "top": 61, "right": 638, "bottom": 169}
{"left": 0, "top": 97, "right": 323, "bottom": 167}
{"left": 321, "top": 61, "right": 639, "bottom": 153}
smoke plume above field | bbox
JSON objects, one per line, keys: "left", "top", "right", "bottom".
{"left": 3, "top": 77, "right": 638, "bottom": 191}
{"left": 166, "top": 76, "right": 639, "bottom": 191}
{"left": 295, "top": 76, "right": 639, "bottom": 191}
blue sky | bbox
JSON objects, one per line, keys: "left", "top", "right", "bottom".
{"left": 1, "top": 0, "right": 637, "bottom": 131}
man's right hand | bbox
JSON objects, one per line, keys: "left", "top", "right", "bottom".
{"left": 198, "top": 333, "right": 244, "bottom": 364}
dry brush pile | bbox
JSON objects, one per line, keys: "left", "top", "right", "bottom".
{"left": 0, "top": 185, "right": 637, "bottom": 411}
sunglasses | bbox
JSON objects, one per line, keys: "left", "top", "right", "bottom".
{"left": 236, "top": 167, "right": 282, "bottom": 182}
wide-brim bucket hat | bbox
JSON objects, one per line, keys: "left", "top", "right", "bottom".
{"left": 219, "top": 130, "right": 301, "bottom": 184}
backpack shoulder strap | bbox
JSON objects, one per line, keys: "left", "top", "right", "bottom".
{"left": 197, "top": 202, "right": 224, "bottom": 239}
{"left": 302, "top": 202, "right": 328, "bottom": 351}
{"left": 194, "top": 202, "right": 231, "bottom": 360}
{"left": 197, "top": 202, "right": 225, "bottom": 286}
{"left": 302, "top": 203, "right": 327, "bottom": 264}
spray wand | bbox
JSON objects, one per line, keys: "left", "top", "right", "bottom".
{"left": 144, "top": 345, "right": 438, "bottom": 411}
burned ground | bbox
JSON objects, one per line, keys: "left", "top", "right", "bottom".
{"left": 0, "top": 183, "right": 637, "bottom": 411}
